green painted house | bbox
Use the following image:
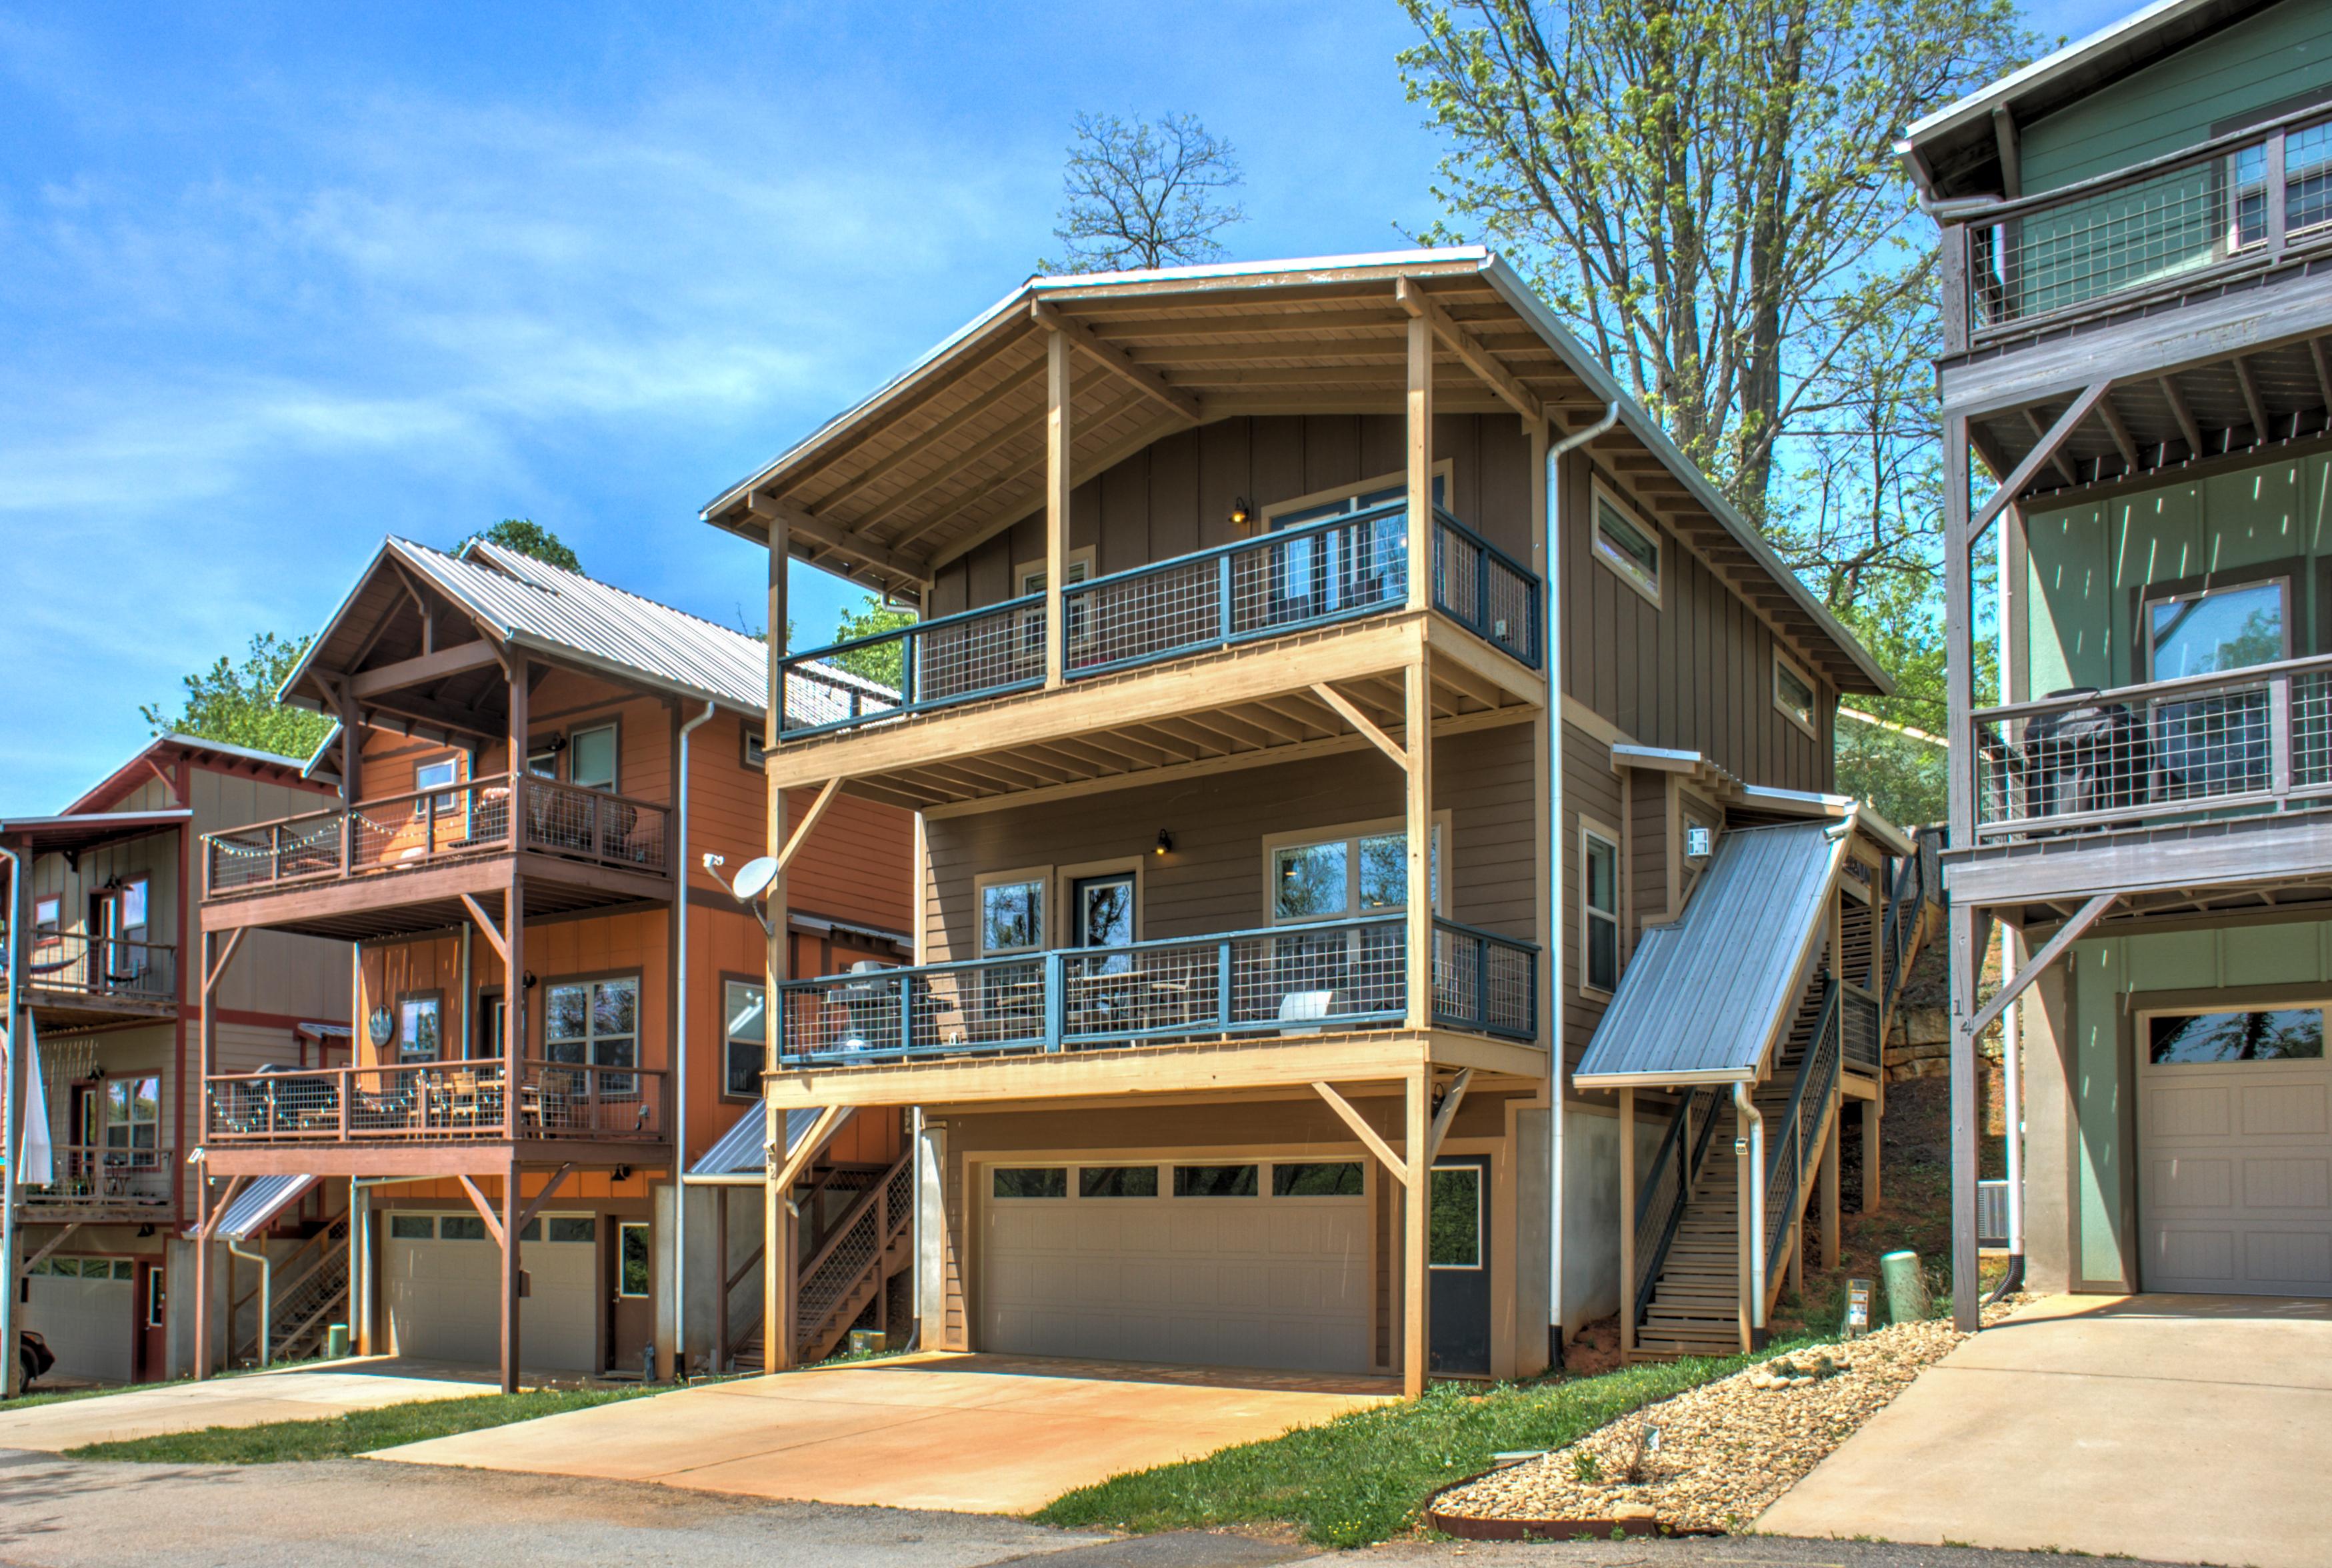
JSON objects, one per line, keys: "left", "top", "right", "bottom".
{"left": 1903, "top": 0, "right": 2332, "bottom": 1323}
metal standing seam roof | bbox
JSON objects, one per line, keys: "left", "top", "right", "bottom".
{"left": 187, "top": 1173, "right": 316, "bottom": 1242}
{"left": 688, "top": 1105, "right": 828, "bottom": 1182}
{"left": 1573, "top": 821, "right": 1849, "bottom": 1084}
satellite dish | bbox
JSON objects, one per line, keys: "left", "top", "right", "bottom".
{"left": 729, "top": 856, "right": 780, "bottom": 905}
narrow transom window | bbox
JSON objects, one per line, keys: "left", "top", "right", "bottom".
{"left": 1592, "top": 491, "right": 1661, "bottom": 605}
{"left": 1773, "top": 651, "right": 1818, "bottom": 738}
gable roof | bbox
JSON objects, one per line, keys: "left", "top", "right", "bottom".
{"left": 283, "top": 537, "right": 891, "bottom": 728}
{"left": 58, "top": 733, "right": 319, "bottom": 818}
{"left": 700, "top": 247, "right": 1889, "bottom": 697}
{"left": 1899, "top": 0, "right": 2283, "bottom": 201}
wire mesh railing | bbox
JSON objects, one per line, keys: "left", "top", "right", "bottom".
{"left": 777, "top": 914, "right": 1538, "bottom": 1066}
{"left": 0, "top": 930, "right": 176, "bottom": 1005}
{"left": 1764, "top": 981, "right": 1841, "bottom": 1281}
{"left": 1971, "top": 655, "right": 2332, "bottom": 841}
{"left": 203, "top": 775, "right": 671, "bottom": 895}
{"left": 793, "top": 1148, "right": 915, "bottom": 1361}
{"left": 1961, "top": 108, "right": 2332, "bottom": 337}
{"left": 1842, "top": 983, "right": 1882, "bottom": 1073}
{"left": 205, "top": 1059, "right": 669, "bottom": 1143}
{"left": 773, "top": 503, "right": 1543, "bottom": 742}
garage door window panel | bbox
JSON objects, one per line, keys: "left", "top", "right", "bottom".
{"left": 993, "top": 1167, "right": 1068, "bottom": 1199}
{"left": 1079, "top": 1165, "right": 1159, "bottom": 1198}
{"left": 2149, "top": 1007, "right": 2325, "bottom": 1063}
{"left": 1273, "top": 1161, "right": 1365, "bottom": 1197}
{"left": 1173, "top": 1164, "right": 1259, "bottom": 1197}
{"left": 390, "top": 1214, "right": 434, "bottom": 1240}
{"left": 441, "top": 1215, "right": 488, "bottom": 1241}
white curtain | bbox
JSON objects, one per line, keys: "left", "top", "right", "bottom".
{"left": 17, "top": 1013, "right": 53, "bottom": 1187}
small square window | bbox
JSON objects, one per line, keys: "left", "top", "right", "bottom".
{"left": 1078, "top": 1165, "right": 1159, "bottom": 1199}
{"left": 1173, "top": 1164, "right": 1259, "bottom": 1197}
{"left": 992, "top": 1167, "right": 1068, "bottom": 1199}
{"left": 742, "top": 726, "right": 768, "bottom": 769}
{"left": 1592, "top": 493, "right": 1661, "bottom": 605}
{"left": 390, "top": 1214, "right": 435, "bottom": 1240}
{"left": 569, "top": 723, "right": 619, "bottom": 791}
{"left": 979, "top": 878, "right": 1045, "bottom": 954}
{"left": 1272, "top": 1161, "right": 1363, "bottom": 1197}
{"left": 33, "top": 896, "right": 59, "bottom": 941}
{"left": 548, "top": 1216, "right": 596, "bottom": 1243}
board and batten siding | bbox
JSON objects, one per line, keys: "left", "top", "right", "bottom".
{"left": 1561, "top": 720, "right": 1624, "bottom": 1076}
{"left": 1557, "top": 449, "right": 1833, "bottom": 795}
{"left": 927, "top": 413, "right": 1535, "bottom": 617}
{"left": 919, "top": 723, "right": 1537, "bottom": 964}
{"left": 2018, "top": 1, "right": 2332, "bottom": 195}
{"left": 191, "top": 765, "right": 350, "bottom": 1023}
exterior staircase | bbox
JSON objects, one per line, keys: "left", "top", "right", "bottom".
{"left": 234, "top": 1213, "right": 351, "bottom": 1365}
{"left": 725, "top": 1146, "right": 916, "bottom": 1371}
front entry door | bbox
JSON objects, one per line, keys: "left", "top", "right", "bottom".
{"left": 1429, "top": 1157, "right": 1491, "bottom": 1375}
{"left": 1070, "top": 873, "right": 1135, "bottom": 958}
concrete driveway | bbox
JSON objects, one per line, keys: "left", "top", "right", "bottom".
{"left": 1759, "top": 1293, "right": 2332, "bottom": 1568}
{"left": 0, "top": 1359, "right": 497, "bottom": 1450}
{"left": 373, "top": 1352, "right": 1396, "bottom": 1513}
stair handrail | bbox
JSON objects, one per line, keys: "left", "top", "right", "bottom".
{"left": 1763, "top": 979, "right": 1843, "bottom": 1280}
{"left": 796, "top": 1148, "right": 911, "bottom": 1288}
{"left": 1630, "top": 1088, "right": 1705, "bottom": 1328}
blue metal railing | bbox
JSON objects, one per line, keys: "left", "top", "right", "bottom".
{"left": 777, "top": 914, "right": 1537, "bottom": 1066}
{"left": 773, "top": 501, "right": 1541, "bottom": 742}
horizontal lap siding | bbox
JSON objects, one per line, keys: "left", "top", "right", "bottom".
{"left": 1558, "top": 450, "right": 1831, "bottom": 794}
{"left": 1561, "top": 721, "right": 1623, "bottom": 1074}
{"left": 930, "top": 414, "right": 1536, "bottom": 616}
{"left": 921, "top": 724, "right": 1537, "bottom": 963}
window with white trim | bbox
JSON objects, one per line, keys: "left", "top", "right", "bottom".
{"left": 723, "top": 978, "right": 766, "bottom": 1097}
{"left": 976, "top": 869, "right": 1047, "bottom": 954}
{"left": 545, "top": 975, "right": 638, "bottom": 1093}
{"left": 1017, "top": 549, "right": 1094, "bottom": 597}
{"left": 1581, "top": 825, "right": 1621, "bottom": 993}
{"left": 1265, "top": 817, "right": 1446, "bottom": 924}
{"left": 568, "top": 722, "right": 619, "bottom": 791}
{"left": 33, "top": 895, "right": 59, "bottom": 943}
{"left": 1773, "top": 650, "right": 1819, "bottom": 739}
{"left": 101, "top": 1076, "right": 161, "bottom": 1157}
{"left": 1591, "top": 486, "right": 1661, "bottom": 605}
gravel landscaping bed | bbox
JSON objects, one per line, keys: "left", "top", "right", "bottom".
{"left": 1435, "top": 1308, "right": 2013, "bottom": 1535}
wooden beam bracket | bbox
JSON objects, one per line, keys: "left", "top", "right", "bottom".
{"left": 1311, "top": 1080, "right": 1409, "bottom": 1185}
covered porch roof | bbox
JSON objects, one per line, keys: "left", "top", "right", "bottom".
{"left": 703, "top": 248, "right": 1887, "bottom": 697}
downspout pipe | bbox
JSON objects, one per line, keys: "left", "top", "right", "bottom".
{"left": 670, "top": 701, "right": 717, "bottom": 1379}
{"left": 0, "top": 845, "right": 22, "bottom": 1397}
{"left": 1734, "top": 1081, "right": 1767, "bottom": 1332}
{"left": 1540, "top": 402, "right": 1621, "bottom": 1365}
{"left": 225, "top": 1236, "right": 271, "bottom": 1367}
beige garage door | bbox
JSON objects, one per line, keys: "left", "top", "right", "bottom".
{"left": 2139, "top": 1004, "right": 2332, "bottom": 1296}
{"left": 980, "top": 1159, "right": 1373, "bottom": 1373}
{"left": 385, "top": 1212, "right": 602, "bottom": 1370}
{"left": 23, "top": 1259, "right": 135, "bottom": 1383}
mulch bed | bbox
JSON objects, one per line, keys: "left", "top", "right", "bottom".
{"left": 1431, "top": 1305, "right": 2018, "bottom": 1536}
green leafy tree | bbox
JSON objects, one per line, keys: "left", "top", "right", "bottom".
{"left": 459, "top": 517, "right": 581, "bottom": 573}
{"left": 1040, "top": 111, "right": 1246, "bottom": 274}
{"left": 140, "top": 632, "right": 335, "bottom": 761}
{"left": 825, "top": 595, "right": 917, "bottom": 690}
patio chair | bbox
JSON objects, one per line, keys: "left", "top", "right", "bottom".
{"left": 1277, "top": 989, "right": 1337, "bottom": 1035}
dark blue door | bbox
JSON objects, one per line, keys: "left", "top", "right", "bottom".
{"left": 1429, "top": 1156, "right": 1491, "bottom": 1375}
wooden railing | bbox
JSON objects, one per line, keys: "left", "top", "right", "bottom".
{"left": 775, "top": 502, "right": 1541, "bottom": 741}
{"left": 203, "top": 773, "right": 672, "bottom": 897}
{"left": 0, "top": 931, "right": 176, "bottom": 1005}
{"left": 1943, "top": 104, "right": 2332, "bottom": 349}
{"left": 206, "top": 1059, "right": 669, "bottom": 1144}
{"left": 1630, "top": 1089, "right": 1721, "bottom": 1334}
{"left": 23, "top": 1145, "right": 174, "bottom": 1211}
{"left": 1971, "top": 654, "right": 2332, "bottom": 842}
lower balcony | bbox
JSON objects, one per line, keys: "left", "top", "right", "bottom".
{"left": 205, "top": 1060, "right": 670, "bottom": 1171}
{"left": 0, "top": 931, "right": 177, "bottom": 1025}
{"left": 21, "top": 1145, "right": 175, "bottom": 1224}
{"left": 777, "top": 915, "right": 1537, "bottom": 1067}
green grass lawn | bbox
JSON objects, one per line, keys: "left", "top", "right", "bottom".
{"left": 1035, "top": 1348, "right": 1781, "bottom": 1548}
{"left": 63, "top": 1385, "right": 660, "bottom": 1465}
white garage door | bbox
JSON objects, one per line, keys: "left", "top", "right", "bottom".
{"left": 23, "top": 1259, "right": 135, "bottom": 1383}
{"left": 385, "top": 1213, "right": 602, "bottom": 1371}
{"left": 981, "top": 1159, "right": 1373, "bottom": 1373}
{"left": 2140, "top": 1004, "right": 2332, "bottom": 1296}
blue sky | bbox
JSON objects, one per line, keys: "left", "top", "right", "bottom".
{"left": 0, "top": 0, "right": 2123, "bottom": 808}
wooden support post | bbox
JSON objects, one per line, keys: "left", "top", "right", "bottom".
{"left": 1859, "top": 1097, "right": 1882, "bottom": 1213}
{"left": 1618, "top": 1088, "right": 1635, "bottom": 1357}
{"left": 1045, "top": 327, "right": 1073, "bottom": 690}
{"left": 505, "top": 653, "right": 529, "bottom": 1147}
{"left": 1736, "top": 1099, "right": 1754, "bottom": 1352}
{"left": 764, "top": 513, "right": 793, "bottom": 1376}
{"left": 1403, "top": 653, "right": 1433, "bottom": 1031}
{"left": 499, "top": 1158, "right": 522, "bottom": 1395}
{"left": 1403, "top": 1067, "right": 1431, "bottom": 1397}
{"left": 1819, "top": 1106, "right": 1842, "bottom": 1270}
{"left": 1943, "top": 402, "right": 1982, "bottom": 1337}
{"left": 713, "top": 1187, "right": 730, "bottom": 1371}
{"left": 1406, "top": 311, "right": 1435, "bottom": 612}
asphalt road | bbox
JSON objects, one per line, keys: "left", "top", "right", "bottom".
{"left": 0, "top": 1451, "right": 2212, "bottom": 1568}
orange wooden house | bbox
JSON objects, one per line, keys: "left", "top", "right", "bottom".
{"left": 191, "top": 539, "right": 912, "bottom": 1388}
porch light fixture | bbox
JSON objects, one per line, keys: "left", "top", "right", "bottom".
{"left": 1154, "top": 829, "right": 1174, "bottom": 857}
{"left": 1228, "top": 497, "right": 1251, "bottom": 531}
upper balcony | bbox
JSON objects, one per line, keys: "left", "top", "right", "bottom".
{"left": 0, "top": 929, "right": 177, "bottom": 1025}
{"left": 1945, "top": 105, "right": 2332, "bottom": 357}
{"left": 780, "top": 501, "right": 1538, "bottom": 741}
{"left": 201, "top": 773, "right": 675, "bottom": 941}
